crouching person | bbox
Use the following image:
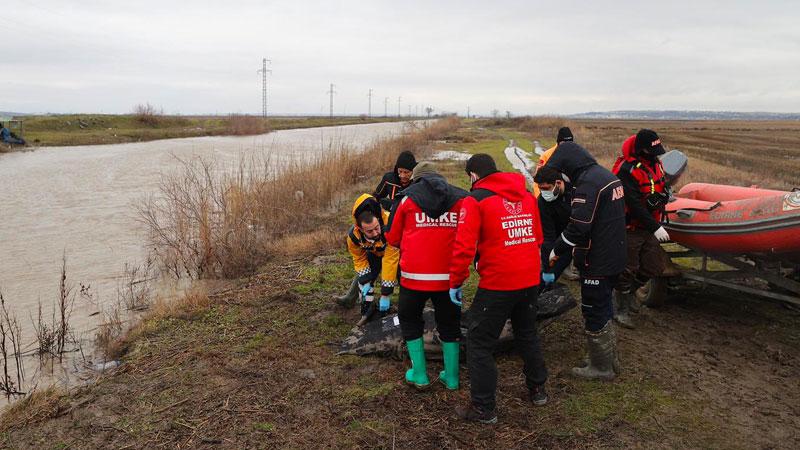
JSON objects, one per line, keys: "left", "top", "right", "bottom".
{"left": 385, "top": 162, "right": 467, "bottom": 389}
{"left": 450, "top": 154, "right": 548, "bottom": 424}
{"left": 346, "top": 194, "right": 399, "bottom": 322}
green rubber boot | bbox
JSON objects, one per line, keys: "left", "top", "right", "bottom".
{"left": 439, "top": 341, "right": 460, "bottom": 390}
{"left": 404, "top": 338, "right": 430, "bottom": 389}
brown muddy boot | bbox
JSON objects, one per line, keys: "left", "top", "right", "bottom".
{"left": 335, "top": 276, "right": 359, "bottom": 308}
{"left": 571, "top": 321, "right": 618, "bottom": 381}
{"left": 613, "top": 290, "right": 636, "bottom": 329}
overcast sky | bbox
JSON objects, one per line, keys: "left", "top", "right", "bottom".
{"left": 2, "top": 0, "right": 799, "bottom": 115}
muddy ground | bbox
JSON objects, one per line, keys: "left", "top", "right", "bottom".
{"left": 1, "top": 253, "right": 797, "bottom": 449}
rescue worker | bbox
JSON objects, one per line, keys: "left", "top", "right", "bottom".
{"left": 374, "top": 151, "right": 417, "bottom": 210}
{"left": 543, "top": 142, "right": 626, "bottom": 381}
{"left": 450, "top": 154, "right": 548, "bottom": 424}
{"left": 385, "top": 162, "right": 467, "bottom": 390}
{"left": 533, "top": 127, "right": 580, "bottom": 281}
{"left": 345, "top": 194, "right": 399, "bottom": 322}
{"left": 532, "top": 126, "right": 574, "bottom": 197}
{"left": 611, "top": 129, "right": 671, "bottom": 328}
{"left": 533, "top": 165, "right": 573, "bottom": 287}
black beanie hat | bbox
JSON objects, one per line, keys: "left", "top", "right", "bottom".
{"left": 395, "top": 151, "right": 417, "bottom": 171}
{"left": 556, "top": 127, "right": 574, "bottom": 143}
{"left": 635, "top": 129, "right": 665, "bottom": 156}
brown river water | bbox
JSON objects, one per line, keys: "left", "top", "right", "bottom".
{"left": 0, "top": 121, "right": 413, "bottom": 396}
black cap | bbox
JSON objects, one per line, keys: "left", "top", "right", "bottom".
{"left": 556, "top": 127, "right": 573, "bottom": 143}
{"left": 635, "top": 129, "right": 665, "bottom": 156}
{"left": 394, "top": 151, "right": 417, "bottom": 171}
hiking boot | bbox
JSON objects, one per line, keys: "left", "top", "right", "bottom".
{"left": 438, "top": 341, "right": 460, "bottom": 390}
{"left": 455, "top": 403, "right": 497, "bottom": 424}
{"left": 529, "top": 385, "right": 548, "bottom": 406}
{"left": 404, "top": 338, "right": 431, "bottom": 389}
{"left": 571, "top": 321, "right": 618, "bottom": 381}
{"left": 335, "top": 276, "right": 359, "bottom": 308}
{"left": 613, "top": 290, "right": 636, "bottom": 329}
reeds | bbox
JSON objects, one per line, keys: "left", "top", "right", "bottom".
{"left": 138, "top": 118, "right": 460, "bottom": 280}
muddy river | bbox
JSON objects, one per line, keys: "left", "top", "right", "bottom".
{"left": 0, "top": 121, "right": 413, "bottom": 392}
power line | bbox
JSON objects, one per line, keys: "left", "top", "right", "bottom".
{"left": 397, "top": 96, "right": 402, "bottom": 118}
{"left": 256, "top": 58, "right": 272, "bottom": 118}
{"left": 368, "top": 89, "right": 373, "bottom": 117}
{"left": 327, "top": 84, "right": 336, "bottom": 118}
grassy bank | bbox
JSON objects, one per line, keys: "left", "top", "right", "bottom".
{"left": 11, "top": 114, "right": 411, "bottom": 147}
{"left": 2, "top": 119, "right": 799, "bottom": 449}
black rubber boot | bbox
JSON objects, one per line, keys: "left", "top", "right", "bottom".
{"left": 613, "top": 290, "right": 636, "bottom": 329}
{"left": 571, "top": 321, "right": 618, "bottom": 381}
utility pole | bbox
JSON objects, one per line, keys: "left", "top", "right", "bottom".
{"left": 415, "top": 105, "right": 419, "bottom": 117}
{"left": 257, "top": 58, "right": 272, "bottom": 118}
{"left": 397, "top": 96, "right": 402, "bottom": 118}
{"left": 367, "top": 89, "right": 373, "bottom": 117}
{"left": 408, "top": 105, "right": 412, "bottom": 117}
{"left": 384, "top": 97, "right": 389, "bottom": 117}
{"left": 327, "top": 83, "right": 336, "bottom": 118}
{"left": 467, "top": 106, "right": 470, "bottom": 119}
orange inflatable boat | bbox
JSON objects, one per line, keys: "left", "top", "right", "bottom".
{"left": 665, "top": 183, "right": 800, "bottom": 258}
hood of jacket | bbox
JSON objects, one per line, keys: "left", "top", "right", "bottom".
{"left": 472, "top": 172, "right": 527, "bottom": 202}
{"left": 542, "top": 141, "right": 598, "bottom": 182}
{"left": 351, "top": 193, "right": 384, "bottom": 226}
{"left": 403, "top": 173, "right": 468, "bottom": 218}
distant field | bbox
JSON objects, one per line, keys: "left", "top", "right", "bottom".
{"left": 470, "top": 117, "right": 800, "bottom": 191}
{"left": 7, "top": 114, "right": 408, "bottom": 147}
{"left": 576, "top": 119, "right": 800, "bottom": 190}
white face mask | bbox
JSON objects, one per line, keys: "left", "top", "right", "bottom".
{"left": 541, "top": 189, "right": 559, "bottom": 202}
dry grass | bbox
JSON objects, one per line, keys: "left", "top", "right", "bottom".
{"left": 138, "top": 117, "right": 460, "bottom": 280}
{"left": 132, "top": 103, "right": 162, "bottom": 126}
{"left": 225, "top": 114, "right": 270, "bottom": 135}
{"left": 0, "top": 387, "right": 64, "bottom": 432}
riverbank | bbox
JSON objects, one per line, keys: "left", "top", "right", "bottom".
{"left": 7, "top": 114, "right": 411, "bottom": 148}
{"left": 2, "top": 119, "right": 798, "bottom": 448}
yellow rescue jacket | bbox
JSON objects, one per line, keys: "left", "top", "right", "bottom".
{"left": 346, "top": 194, "right": 399, "bottom": 294}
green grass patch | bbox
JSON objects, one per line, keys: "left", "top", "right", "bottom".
{"left": 252, "top": 422, "right": 275, "bottom": 433}
{"left": 561, "top": 380, "right": 677, "bottom": 434}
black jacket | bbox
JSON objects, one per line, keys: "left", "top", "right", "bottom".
{"left": 543, "top": 142, "right": 627, "bottom": 277}
{"left": 537, "top": 186, "right": 572, "bottom": 267}
{"left": 387, "top": 173, "right": 468, "bottom": 230}
{"left": 374, "top": 171, "right": 408, "bottom": 210}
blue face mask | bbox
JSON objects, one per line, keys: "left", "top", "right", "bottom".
{"left": 541, "top": 189, "right": 558, "bottom": 202}
{"left": 540, "top": 184, "right": 562, "bottom": 202}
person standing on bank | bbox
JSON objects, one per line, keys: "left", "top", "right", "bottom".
{"left": 449, "top": 154, "right": 548, "bottom": 424}
{"left": 385, "top": 162, "right": 468, "bottom": 390}
{"left": 543, "top": 142, "right": 627, "bottom": 381}
{"left": 611, "top": 129, "right": 671, "bottom": 328}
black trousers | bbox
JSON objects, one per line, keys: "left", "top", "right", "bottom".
{"left": 398, "top": 286, "right": 461, "bottom": 342}
{"left": 467, "top": 286, "right": 548, "bottom": 411}
{"left": 579, "top": 275, "right": 618, "bottom": 332}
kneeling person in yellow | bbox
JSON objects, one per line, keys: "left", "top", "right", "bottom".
{"left": 347, "top": 194, "right": 399, "bottom": 321}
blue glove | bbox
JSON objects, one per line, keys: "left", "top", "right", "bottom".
{"left": 542, "top": 272, "right": 555, "bottom": 285}
{"left": 449, "top": 287, "right": 463, "bottom": 307}
{"left": 379, "top": 295, "right": 391, "bottom": 312}
{"left": 359, "top": 283, "right": 372, "bottom": 299}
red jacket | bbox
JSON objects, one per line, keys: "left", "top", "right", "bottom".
{"left": 386, "top": 195, "right": 464, "bottom": 291}
{"left": 612, "top": 135, "right": 668, "bottom": 232}
{"left": 449, "top": 172, "right": 543, "bottom": 291}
